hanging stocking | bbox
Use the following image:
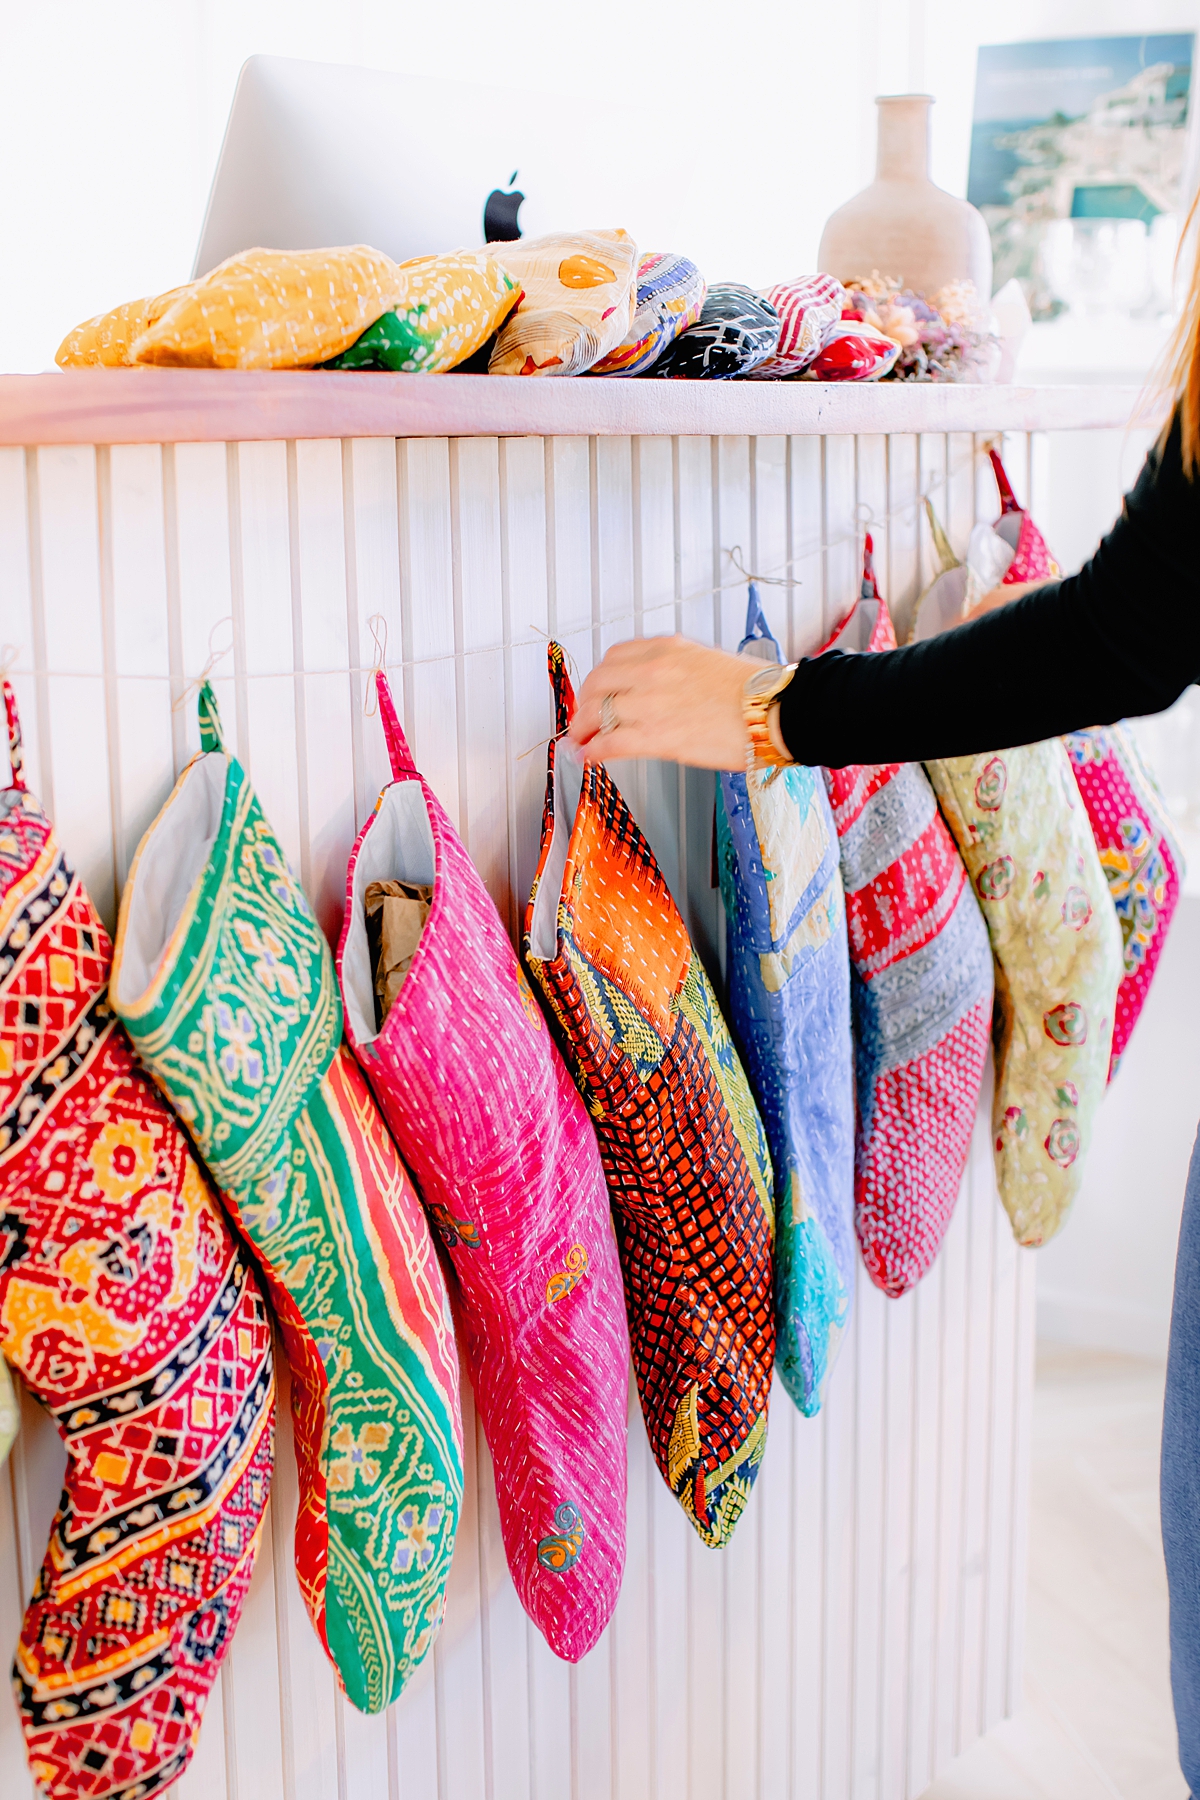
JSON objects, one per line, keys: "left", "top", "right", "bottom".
{"left": 336, "top": 672, "right": 628, "bottom": 1662}
{"left": 110, "top": 684, "right": 463, "bottom": 1713}
{"left": 1, "top": 679, "right": 273, "bottom": 1800}
{"left": 819, "top": 537, "right": 994, "bottom": 1294}
{"left": 525, "top": 646, "right": 776, "bottom": 1548}
{"left": 716, "top": 587, "right": 856, "bottom": 1414}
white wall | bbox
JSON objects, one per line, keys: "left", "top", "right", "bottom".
{"left": 4, "top": 0, "right": 1200, "bottom": 373}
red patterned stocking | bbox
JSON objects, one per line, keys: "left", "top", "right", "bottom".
{"left": 0, "top": 681, "right": 274, "bottom": 1800}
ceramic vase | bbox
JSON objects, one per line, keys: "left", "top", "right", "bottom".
{"left": 818, "top": 94, "right": 993, "bottom": 301}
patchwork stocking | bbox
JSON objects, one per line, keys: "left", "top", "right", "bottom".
{"left": 1, "top": 680, "right": 274, "bottom": 1800}
{"left": 819, "top": 539, "right": 994, "bottom": 1295}
{"left": 337, "top": 673, "right": 628, "bottom": 1661}
{"left": 110, "top": 685, "right": 463, "bottom": 1713}
{"left": 525, "top": 646, "right": 776, "bottom": 1548}
{"left": 988, "top": 450, "right": 1180, "bottom": 1079}
{"left": 717, "top": 588, "right": 855, "bottom": 1414}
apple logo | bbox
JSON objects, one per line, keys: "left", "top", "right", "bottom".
{"left": 484, "top": 171, "right": 524, "bottom": 243}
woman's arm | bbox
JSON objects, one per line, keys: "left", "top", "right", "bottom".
{"left": 570, "top": 414, "right": 1199, "bottom": 770}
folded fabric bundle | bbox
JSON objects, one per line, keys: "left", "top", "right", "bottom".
{"left": 56, "top": 286, "right": 195, "bottom": 367}
{"left": 1, "top": 680, "right": 274, "bottom": 1800}
{"left": 338, "top": 673, "right": 629, "bottom": 1660}
{"left": 111, "top": 684, "right": 464, "bottom": 1713}
{"left": 750, "top": 273, "right": 845, "bottom": 378}
{"left": 325, "top": 250, "right": 520, "bottom": 372}
{"left": 127, "top": 245, "right": 405, "bottom": 369}
{"left": 526, "top": 646, "right": 776, "bottom": 1548}
{"left": 488, "top": 229, "right": 638, "bottom": 375}
{"left": 806, "top": 318, "right": 900, "bottom": 380}
{"left": 910, "top": 501, "right": 1123, "bottom": 1246}
{"left": 589, "top": 250, "right": 706, "bottom": 375}
{"left": 818, "top": 540, "right": 994, "bottom": 1295}
{"left": 717, "top": 588, "right": 855, "bottom": 1415}
{"left": 648, "top": 282, "right": 780, "bottom": 378}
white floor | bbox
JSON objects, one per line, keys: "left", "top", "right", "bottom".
{"left": 920, "top": 1346, "right": 1187, "bottom": 1800}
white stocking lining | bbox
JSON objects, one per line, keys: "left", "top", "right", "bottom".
{"left": 342, "top": 780, "right": 436, "bottom": 1047}
{"left": 528, "top": 741, "right": 584, "bottom": 962}
{"left": 115, "top": 753, "right": 227, "bottom": 1007}
{"left": 827, "top": 597, "right": 881, "bottom": 654}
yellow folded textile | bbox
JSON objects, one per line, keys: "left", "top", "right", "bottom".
{"left": 56, "top": 286, "right": 195, "bottom": 367}
{"left": 488, "top": 229, "right": 638, "bottom": 376}
{"left": 130, "top": 245, "right": 405, "bottom": 370}
{"left": 331, "top": 250, "right": 521, "bottom": 372}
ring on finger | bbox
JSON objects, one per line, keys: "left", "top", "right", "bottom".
{"left": 599, "top": 692, "right": 620, "bottom": 734}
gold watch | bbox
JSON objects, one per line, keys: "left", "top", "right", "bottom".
{"left": 743, "top": 661, "right": 798, "bottom": 772}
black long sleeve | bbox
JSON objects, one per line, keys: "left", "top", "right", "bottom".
{"left": 777, "top": 412, "right": 1200, "bottom": 768}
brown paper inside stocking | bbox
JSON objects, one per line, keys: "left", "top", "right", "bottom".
{"left": 365, "top": 879, "right": 433, "bottom": 1027}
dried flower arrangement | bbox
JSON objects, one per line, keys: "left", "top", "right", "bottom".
{"left": 843, "top": 274, "right": 998, "bottom": 381}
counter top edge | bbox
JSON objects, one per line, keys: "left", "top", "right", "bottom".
{"left": 0, "top": 370, "right": 1148, "bottom": 445}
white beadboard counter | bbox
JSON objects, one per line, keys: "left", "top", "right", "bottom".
{"left": 0, "top": 379, "right": 1139, "bottom": 1800}
{"left": 0, "top": 368, "right": 1142, "bottom": 443}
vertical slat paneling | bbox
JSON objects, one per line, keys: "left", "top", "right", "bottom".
{"left": 0, "top": 446, "right": 38, "bottom": 795}
{"left": 904, "top": 1258, "right": 944, "bottom": 1796}
{"left": 398, "top": 438, "right": 458, "bottom": 825}
{"left": 36, "top": 445, "right": 115, "bottom": 928}
{"left": 236, "top": 439, "right": 302, "bottom": 869}
{"left": 173, "top": 440, "right": 237, "bottom": 764}
{"left": 886, "top": 434, "right": 922, "bottom": 644}
{"left": 786, "top": 435, "right": 825, "bottom": 658}
{"left": 0, "top": 422, "right": 1048, "bottom": 1800}
{"left": 107, "top": 444, "right": 173, "bottom": 889}
{"left": 877, "top": 1292, "right": 917, "bottom": 1800}
{"left": 822, "top": 435, "right": 858, "bottom": 639}
{"left": 855, "top": 435, "right": 889, "bottom": 622}
{"left": 292, "top": 438, "right": 356, "bottom": 944}
{"left": 955, "top": 1117, "right": 998, "bottom": 1755}
{"left": 453, "top": 438, "right": 508, "bottom": 908}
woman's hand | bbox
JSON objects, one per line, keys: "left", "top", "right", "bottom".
{"left": 569, "top": 634, "right": 764, "bottom": 769}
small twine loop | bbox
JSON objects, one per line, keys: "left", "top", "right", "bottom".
{"left": 0, "top": 644, "right": 18, "bottom": 676}
{"left": 727, "top": 545, "right": 802, "bottom": 589}
{"left": 363, "top": 614, "right": 389, "bottom": 716}
{"left": 172, "top": 616, "right": 233, "bottom": 714}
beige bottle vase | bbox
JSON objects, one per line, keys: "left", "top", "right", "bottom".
{"left": 818, "top": 94, "right": 993, "bottom": 299}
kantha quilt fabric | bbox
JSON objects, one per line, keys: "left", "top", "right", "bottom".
{"left": 925, "top": 741, "right": 1123, "bottom": 1246}
{"left": 987, "top": 450, "right": 1180, "bottom": 1082}
{"left": 750, "top": 274, "right": 845, "bottom": 378}
{"left": 126, "top": 246, "right": 407, "bottom": 370}
{"left": 819, "top": 539, "right": 994, "bottom": 1295}
{"left": 1063, "top": 725, "right": 1182, "bottom": 1077}
{"left": 590, "top": 251, "right": 706, "bottom": 375}
{"left": 525, "top": 645, "right": 776, "bottom": 1549}
{"left": 487, "top": 229, "right": 638, "bottom": 375}
{"left": 111, "top": 685, "right": 463, "bottom": 1714}
{"left": 0, "top": 680, "right": 274, "bottom": 1800}
{"left": 648, "top": 283, "right": 781, "bottom": 379}
{"left": 911, "top": 497, "right": 1122, "bottom": 1242}
{"left": 717, "top": 589, "right": 855, "bottom": 1415}
{"left": 325, "top": 251, "right": 520, "bottom": 372}
{"left": 337, "top": 672, "right": 629, "bottom": 1662}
